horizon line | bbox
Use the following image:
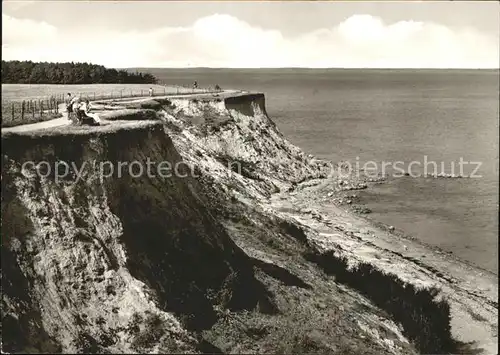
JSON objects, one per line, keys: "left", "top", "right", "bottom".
{"left": 3, "top": 60, "right": 497, "bottom": 70}
{"left": 122, "top": 67, "right": 500, "bottom": 70}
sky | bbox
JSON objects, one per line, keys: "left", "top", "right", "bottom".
{"left": 2, "top": 1, "right": 499, "bottom": 69}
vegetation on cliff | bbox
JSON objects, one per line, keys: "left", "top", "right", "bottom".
{"left": 1, "top": 93, "right": 496, "bottom": 354}
{"left": 1, "top": 61, "right": 157, "bottom": 84}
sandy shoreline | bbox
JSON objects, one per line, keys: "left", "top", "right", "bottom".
{"left": 339, "top": 173, "right": 498, "bottom": 280}
{"left": 2, "top": 92, "right": 497, "bottom": 354}
{"left": 339, "top": 176, "right": 498, "bottom": 276}
{"left": 265, "top": 164, "right": 498, "bottom": 353}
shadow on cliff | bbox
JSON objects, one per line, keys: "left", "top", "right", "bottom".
{"left": 1, "top": 124, "right": 278, "bottom": 353}
{"left": 304, "top": 250, "right": 484, "bottom": 355}
{"left": 1, "top": 169, "right": 62, "bottom": 353}
{"left": 97, "top": 127, "right": 278, "bottom": 331}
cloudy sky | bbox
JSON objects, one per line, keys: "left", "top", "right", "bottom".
{"left": 2, "top": 1, "right": 499, "bottom": 68}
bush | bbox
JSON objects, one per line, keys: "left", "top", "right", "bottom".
{"left": 129, "top": 312, "right": 181, "bottom": 352}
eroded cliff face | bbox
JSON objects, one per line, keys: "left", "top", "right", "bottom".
{"left": 156, "top": 93, "right": 496, "bottom": 354}
{"left": 156, "top": 94, "right": 458, "bottom": 354}
{"left": 1, "top": 123, "right": 272, "bottom": 353}
{"left": 161, "top": 93, "right": 339, "bottom": 195}
{"left": 2, "top": 92, "right": 494, "bottom": 354}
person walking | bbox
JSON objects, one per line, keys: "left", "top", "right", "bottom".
{"left": 149, "top": 87, "right": 153, "bottom": 97}
{"left": 65, "top": 93, "right": 74, "bottom": 119}
{"left": 69, "top": 95, "right": 81, "bottom": 122}
{"left": 65, "top": 93, "right": 72, "bottom": 106}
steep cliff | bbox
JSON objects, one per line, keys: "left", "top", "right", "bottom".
{"left": 158, "top": 92, "right": 497, "bottom": 354}
{"left": 1, "top": 122, "right": 273, "bottom": 353}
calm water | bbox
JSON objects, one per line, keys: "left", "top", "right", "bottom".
{"left": 145, "top": 68, "right": 499, "bottom": 273}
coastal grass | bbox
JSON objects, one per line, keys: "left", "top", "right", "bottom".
{"left": 1, "top": 83, "right": 216, "bottom": 102}
{"left": 1, "top": 84, "right": 169, "bottom": 102}
{"left": 1, "top": 101, "right": 62, "bottom": 128}
{"left": 1, "top": 84, "right": 221, "bottom": 128}
{"left": 1, "top": 84, "right": 166, "bottom": 128}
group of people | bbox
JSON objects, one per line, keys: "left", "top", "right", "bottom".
{"left": 64, "top": 83, "right": 222, "bottom": 125}
{"left": 65, "top": 93, "right": 100, "bottom": 125}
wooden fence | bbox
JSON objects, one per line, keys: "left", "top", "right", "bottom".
{"left": 2, "top": 84, "right": 222, "bottom": 124}
{"left": 2, "top": 97, "right": 61, "bottom": 124}
{"left": 69, "top": 85, "right": 217, "bottom": 102}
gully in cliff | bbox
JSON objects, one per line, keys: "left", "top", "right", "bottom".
{"left": 2, "top": 2, "right": 498, "bottom": 354}
{"left": 1, "top": 87, "right": 497, "bottom": 355}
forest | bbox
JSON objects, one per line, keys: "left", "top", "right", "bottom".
{"left": 1, "top": 60, "right": 157, "bottom": 84}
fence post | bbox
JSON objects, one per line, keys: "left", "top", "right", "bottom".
{"left": 11, "top": 103, "right": 14, "bottom": 121}
{"left": 40, "top": 100, "right": 43, "bottom": 117}
{"left": 21, "top": 101, "right": 25, "bottom": 120}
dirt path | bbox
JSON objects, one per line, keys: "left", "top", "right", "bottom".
{"left": 2, "top": 103, "right": 71, "bottom": 133}
{"left": 2, "top": 91, "right": 241, "bottom": 134}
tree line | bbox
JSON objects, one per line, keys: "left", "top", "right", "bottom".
{"left": 1, "top": 60, "right": 157, "bottom": 84}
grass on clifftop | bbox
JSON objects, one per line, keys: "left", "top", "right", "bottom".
{"left": 1, "top": 101, "right": 62, "bottom": 128}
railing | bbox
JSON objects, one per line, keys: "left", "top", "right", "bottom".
{"left": 68, "top": 85, "right": 219, "bottom": 103}
{"left": 1, "top": 97, "right": 62, "bottom": 127}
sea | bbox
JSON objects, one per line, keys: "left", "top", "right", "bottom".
{"left": 143, "top": 68, "right": 499, "bottom": 273}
